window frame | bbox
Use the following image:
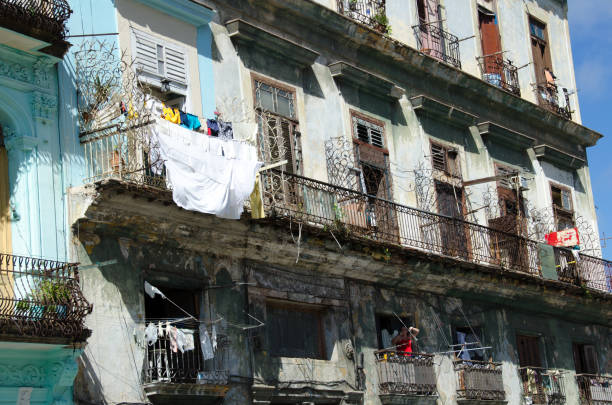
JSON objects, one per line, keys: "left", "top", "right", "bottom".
{"left": 252, "top": 73, "right": 298, "bottom": 121}
{"left": 549, "top": 182, "right": 574, "bottom": 231}
{"left": 430, "top": 140, "right": 460, "bottom": 179}
{"left": 452, "top": 325, "right": 485, "bottom": 362}
{"left": 572, "top": 342, "right": 599, "bottom": 375}
{"left": 516, "top": 334, "right": 543, "bottom": 368}
{"left": 265, "top": 300, "right": 326, "bottom": 360}
{"left": 375, "top": 313, "right": 415, "bottom": 351}
{"left": 350, "top": 110, "right": 386, "bottom": 151}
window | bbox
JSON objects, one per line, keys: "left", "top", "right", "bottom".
{"left": 266, "top": 302, "right": 325, "bottom": 359}
{"left": 430, "top": 142, "right": 460, "bottom": 177}
{"left": 452, "top": 326, "right": 484, "bottom": 362}
{"left": 528, "top": 16, "right": 553, "bottom": 86}
{"left": 550, "top": 183, "right": 574, "bottom": 231}
{"left": 478, "top": 6, "right": 502, "bottom": 71}
{"left": 516, "top": 334, "right": 542, "bottom": 367}
{"left": 573, "top": 343, "right": 598, "bottom": 374}
{"left": 376, "top": 314, "right": 413, "bottom": 350}
{"left": 254, "top": 78, "right": 301, "bottom": 174}
{"left": 353, "top": 116, "right": 384, "bottom": 148}
{"left": 132, "top": 29, "right": 188, "bottom": 89}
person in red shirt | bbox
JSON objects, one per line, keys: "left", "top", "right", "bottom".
{"left": 391, "top": 326, "right": 420, "bottom": 356}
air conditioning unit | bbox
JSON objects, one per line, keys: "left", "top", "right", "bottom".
{"left": 510, "top": 175, "right": 529, "bottom": 190}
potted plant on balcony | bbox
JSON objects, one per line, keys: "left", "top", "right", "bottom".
{"left": 29, "top": 279, "right": 71, "bottom": 319}
{"left": 348, "top": 0, "right": 358, "bottom": 11}
{"left": 373, "top": 12, "right": 391, "bottom": 34}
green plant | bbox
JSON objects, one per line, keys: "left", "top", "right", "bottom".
{"left": 373, "top": 12, "right": 391, "bottom": 34}
{"left": 37, "top": 280, "right": 71, "bottom": 304}
{"left": 16, "top": 299, "right": 30, "bottom": 311}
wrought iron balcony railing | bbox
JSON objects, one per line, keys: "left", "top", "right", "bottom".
{"left": 576, "top": 374, "right": 612, "bottom": 405}
{"left": 0, "top": 253, "right": 92, "bottom": 340}
{"left": 519, "top": 367, "right": 566, "bottom": 405}
{"left": 454, "top": 359, "right": 505, "bottom": 401}
{"left": 261, "top": 169, "right": 541, "bottom": 275}
{"left": 555, "top": 249, "right": 612, "bottom": 293}
{"left": 336, "top": 0, "right": 388, "bottom": 34}
{"left": 533, "top": 83, "right": 572, "bottom": 120}
{"left": 0, "top": 0, "right": 72, "bottom": 41}
{"left": 413, "top": 22, "right": 461, "bottom": 68}
{"left": 375, "top": 350, "right": 437, "bottom": 396}
{"left": 477, "top": 54, "right": 521, "bottom": 96}
{"left": 143, "top": 319, "right": 229, "bottom": 386}
{"left": 80, "top": 127, "right": 612, "bottom": 295}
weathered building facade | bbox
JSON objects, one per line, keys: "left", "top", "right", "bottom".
{"left": 6, "top": 0, "right": 609, "bottom": 404}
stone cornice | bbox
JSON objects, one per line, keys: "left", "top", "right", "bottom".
{"left": 410, "top": 95, "right": 478, "bottom": 127}
{"left": 533, "top": 144, "right": 585, "bottom": 169}
{"left": 226, "top": 19, "right": 319, "bottom": 68}
{"left": 329, "top": 61, "right": 405, "bottom": 101}
{"left": 478, "top": 121, "right": 536, "bottom": 151}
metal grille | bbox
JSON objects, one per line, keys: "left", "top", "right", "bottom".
{"left": 0, "top": 253, "right": 92, "bottom": 340}
{"left": 261, "top": 169, "right": 542, "bottom": 276}
{"left": 0, "top": 0, "right": 72, "bottom": 40}
{"left": 477, "top": 55, "right": 521, "bottom": 96}
{"left": 325, "top": 137, "right": 361, "bottom": 191}
{"left": 533, "top": 83, "right": 572, "bottom": 120}
{"left": 519, "top": 367, "right": 566, "bottom": 405}
{"left": 143, "top": 320, "right": 229, "bottom": 385}
{"left": 336, "top": 0, "right": 387, "bottom": 34}
{"left": 554, "top": 249, "right": 612, "bottom": 293}
{"left": 413, "top": 22, "right": 461, "bottom": 68}
{"left": 454, "top": 359, "right": 505, "bottom": 401}
{"left": 576, "top": 374, "right": 612, "bottom": 405}
{"left": 375, "top": 350, "right": 437, "bottom": 396}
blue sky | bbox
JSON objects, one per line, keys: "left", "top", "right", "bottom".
{"left": 567, "top": 0, "right": 612, "bottom": 258}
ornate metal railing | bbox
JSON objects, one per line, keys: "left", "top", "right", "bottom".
{"left": 0, "top": 253, "right": 91, "bottom": 340}
{"left": 80, "top": 122, "right": 169, "bottom": 190}
{"left": 261, "top": 169, "right": 541, "bottom": 276}
{"left": 576, "top": 374, "right": 612, "bottom": 404}
{"left": 336, "top": 0, "right": 388, "bottom": 34}
{"left": 0, "top": 0, "right": 72, "bottom": 40}
{"left": 375, "top": 350, "right": 437, "bottom": 396}
{"left": 143, "top": 319, "right": 229, "bottom": 385}
{"left": 533, "top": 83, "right": 572, "bottom": 120}
{"left": 519, "top": 367, "right": 566, "bottom": 405}
{"left": 555, "top": 249, "right": 612, "bottom": 293}
{"left": 454, "top": 359, "right": 505, "bottom": 401}
{"left": 413, "top": 22, "right": 461, "bottom": 68}
{"left": 477, "top": 55, "right": 521, "bottom": 96}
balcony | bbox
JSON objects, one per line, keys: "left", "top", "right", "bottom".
{"left": 555, "top": 249, "right": 612, "bottom": 293}
{"left": 533, "top": 83, "right": 572, "bottom": 120}
{"left": 336, "top": 0, "right": 389, "bottom": 34}
{"left": 519, "top": 367, "right": 566, "bottom": 405}
{"left": 80, "top": 127, "right": 612, "bottom": 296}
{"left": 374, "top": 350, "right": 437, "bottom": 399}
{"left": 477, "top": 55, "right": 520, "bottom": 96}
{"left": 0, "top": 252, "right": 91, "bottom": 341}
{"left": 143, "top": 320, "right": 230, "bottom": 404}
{"left": 0, "top": 0, "right": 72, "bottom": 57}
{"left": 576, "top": 374, "right": 612, "bottom": 404}
{"left": 413, "top": 22, "right": 461, "bottom": 68}
{"left": 454, "top": 359, "right": 505, "bottom": 402}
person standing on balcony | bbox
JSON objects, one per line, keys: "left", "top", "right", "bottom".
{"left": 392, "top": 326, "right": 420, "bottom": 355}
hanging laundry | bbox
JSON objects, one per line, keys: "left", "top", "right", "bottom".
{"left": 250, "top": 173, "right": 265, "bottom": 219}
{"left": 176, "top": 328, "right": 187, "bottom": 353}
{"left": 211, "top": 324, "right": 217, "bottom": 352}
{"left": 157, "top": 322, "right": 164, "bottom": 338}
{"left": 170, "top": 326, "right": 178, "bottom": 353}
{"left": 162, "top": 104, "right": 181, "bottom": 125}
{"left": 144, "top": 281, "right": 165, "bottom": 299}
{"left": 151, "top": 119, "right": 263, "bottom": 219}
{"left": 182, "top": 329, "right": 195, "bottom": 352}
{"left": 206, "top": 118, "right": 219, "bottom": 136}
{"left": 199, "top": 324, "right": 214, "bottom": 361}
{"left": 145, "top": 323, "right": 158, "bottom": 346}
{"left": 180, "top": 111, "right": 202, "bottom": 131}
{"left": 218, "top": 120, "right": 233, "bottom": 140}
{"left": 456, "top": 331, "right": 471, "bottom": 361}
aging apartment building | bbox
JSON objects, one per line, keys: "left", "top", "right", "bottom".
{"left": 0, "top": 0, "right": 611, "bottom": 405}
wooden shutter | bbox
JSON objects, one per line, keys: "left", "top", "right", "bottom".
{"left": 529, "top": 17, "right": 552, "bottom": 85}
{"left": 353, "top": 117, "right": 384, "bottom": 148}
{"left": 479, "top": 8, "right": 501, "bottom": 58}
{"left": 431, "top": 143, "right": 447, "bottom": 172}
{"left": 133, "top": 29, "right": 187, "bottom": 85}
{"left": 133, "top": 30, "right": 159, "bottom": 76}
{"left": 583, "top": 345, "right": 598, "bottom": 374}
{"left": 516, "top": 335, "right": 542, "bottom": 367}
{"left": 165, "top": 44, "right": 187, "bottom": 84}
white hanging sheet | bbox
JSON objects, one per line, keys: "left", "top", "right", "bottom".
{"left": 152, "top": 119, "right": 262, "bottom": 219}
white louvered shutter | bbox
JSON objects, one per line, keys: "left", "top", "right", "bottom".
{"left": 132, "top": 29, "right": 187, "bottom": 86}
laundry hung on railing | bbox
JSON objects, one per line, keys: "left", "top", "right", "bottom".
{"left": 152, "top": 118, "right": 262, "bottom": 219}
